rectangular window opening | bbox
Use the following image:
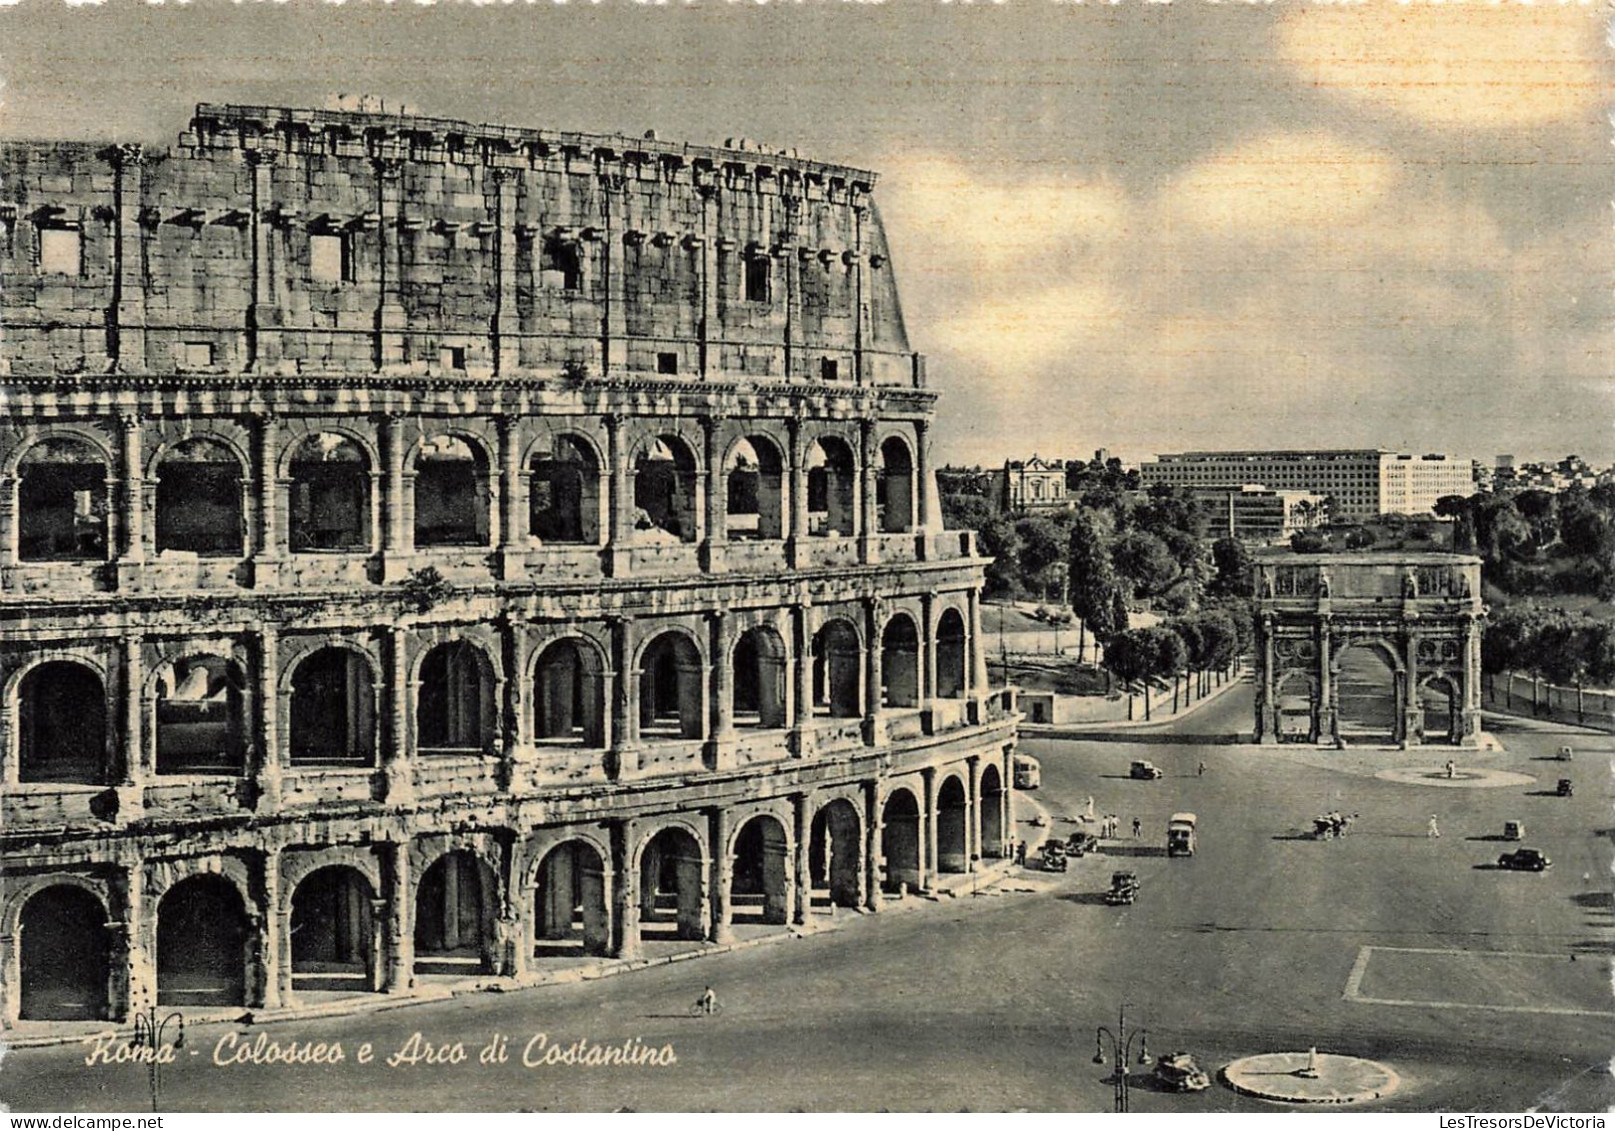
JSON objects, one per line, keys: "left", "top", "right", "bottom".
{"left": 441, "top": 345, "right": 467, "bottom": 371}
{"left": 657, "top": 352, "right": 679, "bottom": 375}
{"left": 38, "top": 228, "right": 82, "bottom": 275}
{"left": 183, "top": 342, "right": 215, "bottom": 369}
{"left": 819, "top": 357, "right": 839, "bottom": 383}
{"left": 310, "top": 233, "right": 349, "bottom": 285}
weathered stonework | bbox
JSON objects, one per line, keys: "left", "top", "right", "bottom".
{"left": 1253, "top": 552, "right": 1485, "bottom": 749}
{"left": 0, "top": 105, "right": 1017, "bottom": 1025}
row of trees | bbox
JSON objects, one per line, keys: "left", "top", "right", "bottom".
{"left": 1098, "top": 605, "right": 1254, "bottom": 721}
{"left": 1482, "top": 605, "right": 1615, "bottom": 689}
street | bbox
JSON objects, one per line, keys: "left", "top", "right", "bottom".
{"left": 6, "top": 684, "right": 1612, "bottom": 1112}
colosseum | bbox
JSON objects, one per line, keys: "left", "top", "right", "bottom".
{"left": 0, "top": 102, "right": 1019, "bottom": 1024}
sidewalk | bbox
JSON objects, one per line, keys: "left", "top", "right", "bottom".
{"left": 2, "top": 858, "right": 1026, "bottom": 1050}
{"left": 1018, "top": 668, "right": 1251, "bottom": 741}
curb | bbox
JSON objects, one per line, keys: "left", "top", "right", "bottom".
{"left": 1020, "top": 671, "right": 1251, "bottom": 741}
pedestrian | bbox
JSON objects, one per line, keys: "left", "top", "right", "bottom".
{"left": 1132, "top": 817, "right": 1141, "bottom": 839}
{"left": 1085, "top": 795, "right": 1096, "bottom": 819}
{"left": 1015, "top": 839, "right": 1027, "bottom": 865}
{"left": 1428, "top": 814, "right": 1441, "bottom": 839}
{"left": 1197, "top": 760, "right": 1207, "bottom": 777}
{"left": 1445, "top": 760, "right": 1456, "bottom": 779}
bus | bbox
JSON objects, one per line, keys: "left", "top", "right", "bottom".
{"left": 1013, "top": 754, "right": 1041, "bottom": 790}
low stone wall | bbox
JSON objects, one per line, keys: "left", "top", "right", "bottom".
{"left": 1484, "top": 672, "right": 1615, "bottom": 733}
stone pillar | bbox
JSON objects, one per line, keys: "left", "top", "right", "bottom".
{"left": 491, "top": 169, "right": 520, "bottom": 376}
{"left": 495, "top": 415, "right": 524, "bottom": 579}
{"left": 791, "top": 792, "right": 810, "bottom": 926}
{"left": 252, "top": 413, "right": 282, "bottom": 585}
{"left": 110, "top": 144, "right": 147, "bottom": 373}
{"left": 116, "top": 413, "right": 145, "bottom": 590}
{"left": 1462, "top": 616, "right": 1482, "bottom": 739}
{"left": 611, "top": 819, "right": 640, "bottom": 959}
{"left": 967, "top": 588, "right": 988, "bottom": 698}
{"left": 791, "top": 603, "right": 815, "bottom": 756}
{"left": 117, "top": 637, "right": 145, "bottom": 819}
{"left": 921, "top": 766, "right": 937, "bottom": 893}
{"left": 920, "top": 591, "right": 938, "bottom": 707}
{"left": 245, "top": 148, "right": 279, "bottom": 372}
{"left": 259, "top": 849, "right": 284, "bottom": 1010}
{"left": 701, "top": 414, "right": 727, "bottom": 572}
{"left": 503, "top": 613, "right": 532, "bottom": 765}
{"left": 707, "top": 610, "right": 734, "bottom": 770}
{"left": 786, "top": 414, "right": 810, "bottom": 569}
{"left": 708, "top": 807, "right": 733, "bottom": 944}
{"left": 852, "top": 204, "right": 868, "bottom": 384}
{"left": 1259, "top": 616, "right": 1277, "bottom": 744}
{"left": 374, "top": 158, "right": 406, "bottom": 369}
{"left": 384, "top": 625, "right": 415, "bottom": 802}
{"left": 966, "top": 754, "right": 982, "bottom": 870}
{"left": 858, "top": 417, "right": 879, "bottom": 564}
{"left": 255, "top": 625, "right": 282, "bottom": 808}
{"left": 607, "top": 616, "right": 639, "bottom": 778}
{"left": 1317, "top": 617, "right": 1336, "bottom": 746}
{"left": 781, "top": 231, "right": 801, "bottom": 380}
{"left": 863, "top": 779, "right": 882, "bottom": 913}
{"left": 863, "top": 597, "right": 885, "bottom": 746}
{"left": 697, "top": 187, "right": 718, "bottom": 377}
{"left": 0, "top": 472, "right": 16, "bottom": 574}
{"left": 383, "top": 841, "right": 413, "bottom": 993}
{"left": 599, "top": 175, "right": 625, "bottom": 374}
{"left": 914, "top": 417, "right": 934, "bottom": 540}
{"left": 381, "top": 414, "right": 411, "bottom": 581}
{"left": 603, "top": 414, "right": 631, "bottom": 579}
{"left": 1403, "top": 629, "right": 1421, "bottom": 747}
{"left": 121, "top": 863, "right": 153, "bottom": 1017}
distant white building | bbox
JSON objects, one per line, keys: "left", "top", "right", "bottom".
{"left": 1190, "top": 485, "right": 1328, "bottom": 544}
{"left": 992, "top": 456, "right": 1069, "bottom": 513}
{"left": 1141, "top": 449, "right": 1475, "bottom": 521}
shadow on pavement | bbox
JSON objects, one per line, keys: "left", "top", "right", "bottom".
{"left": 1465, "top": 835, "right": 1516, "bottom": 843}
{"left": 1100, "top": 844, "right": 1167, "bottom": 858}
{"left": 1525, "top": 790, "right": 1569, "bottom": 798}
{"left": 1571, "top": 891, "right": 1613, "bottom": 910}
{"left": 1055, "top": 891, "right": 1116, "bottom": 906}
{"left": 1070, "top": 732, "right": 1250, "bottom": 745}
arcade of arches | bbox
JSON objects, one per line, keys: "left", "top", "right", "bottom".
{"left": 0, "top": 754, "right": 1013, "bottom": 1021}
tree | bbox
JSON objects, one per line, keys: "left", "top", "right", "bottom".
{"left": 1069, "top": 513, "right": 1127, "bottom": 647}
{"left": 1208, "top": 537, "right": 1252, "bottom": 598}
{"left": 1291, "top": 530, "right": 1327, "bottom": 553}
{"left": 1112, "top": 529, "right": 1180, "bottom": 600}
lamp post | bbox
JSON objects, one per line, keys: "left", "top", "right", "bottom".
{"left": 1093, "top": 1002, "right": 1150, "bottom": 1112}
{"left": 130, "top": 1002, "right": 185, "bottom": 1112}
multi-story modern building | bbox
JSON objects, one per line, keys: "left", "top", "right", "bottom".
{"left": 1141, "top": 450, "right": 1476, "bottom": 521}
{"left": 990, "top": 456, "right": 1069, "bottom": 513}
{"left": 1189, "top": 485, "right": 1327, "bottom": 545}
{"left": 0, "top": 103, "right": 1018, "bottom": 1025}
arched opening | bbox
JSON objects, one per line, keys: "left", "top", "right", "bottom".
{"left": 881, "top": 788, "right": 922, "bottom": 894}
{"left": 733, "top": 625, "right": 788, "bottom": 729}
{"left": 533, "top": 639, "right": 606, "bottom": 747}
{"left": 290, "top": 866, "right": 376, "bottom": 992}
{"left": 155, "top": 437, "right": 244, "bottom": 556}
{"left": 533, "top": 840, "right": 609, "bottom": 957}
{"left": 637, "top": 826, "right": 705, "bottom": 942}
{"left": 877, "top": 436, "right": 914, "bottom": 533}
{"left": 289, "top": 647, "right": 376, "bottom": 767}
{"left": 18, "top": 661, "right": 106, "bottom": 784}
{"left": 1336, "top": 643, "right": 1399, "bottom": 743}
{"left": 18, "top": 437, "right": 108, "bottom": 561}
{"left": 155, "top": 656, "right": 247, "bottom": 775}
{"left": 936, "top": 609, "right": 967, "bottom": 699}
{"left": 288, "top": 433, "right": 370, "bottom": 552}
{"left": 632, "top": 436, "right": 698, "bottom": 544}
{"left": 1421, "top": 677, "right": 1458, "bottom": 744}
{"left": 731, "top": 815, "right": 790, "bottom": 926}
{"left": 638, "top": 632, "right": 703, "bottom": 740}
{"left": 156, "top": 875, "right": 248, "bottom": 1006}
{"left": 1275, "top": 672, "right": 1317, "bottom": 743}
{"left": 414, "top": 435, "right": 489, "bottom": 548}
{"left": 881, "top": 614, "right": 921, "bottom": 709}
{"left": 811, "top": 619, "right": 862, "bottom": 718}
{"left": 937, "top": 775, "right": 968, "bottom": 873}
{"left": 414, "top": 851, "right": 498, "bottom": 974}
{"left": 809, "top": 798, "right": 862, "bottom": 910}
{"left": 19, "top": 885, "right": 109, "bottom": 1020}
{"left": 724, "top": 436, "right": 784, "bottom": 541}
{"left": 806, "top": 437, "right": 857, "bottom": 537}
{"left": 529, "top": 435, "right": 599, "bottom": 544}
{"left": 416, "top": 641, "right": 493, "bottom": 755}
{"left": 980, "top": 764, "right": 1005, "bottom": 858}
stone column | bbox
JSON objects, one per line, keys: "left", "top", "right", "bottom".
{"left": 851, "top": 204, "right": 868, "bottom": 384}
{"left": 708, "top": 807, "right": 733, "bottom": 944}
{"left": 920, "top": 591, "right": 938, "bottom": 708}
{"left": 121, "top": 863, "right": 153, "bottom": 1017}
{"left": 0, "top": 472, "right": 16, "bottom": 574}
{"left": 598, "top": 174, "right": 625, "bottom": 374}
{"left": 863, "top": 597, "right": 885, "bottom": 746}
{"left": 921, "top": 766, "right": 937, "bottom": 893}
{"left": 491, "top": 169, "right": 520, "bottom": 376}
{"left": 1462, "top": 615, "right": 1482, "bottom": 739}
{"left": 1259, "top": 616, "right": 1277, "bottom": 744}
{"left": 245, "top": 148, "right": 279, "bottom": 372}
{"left": 383, "top": 625, "right": 415, "bottom": 804}
{"left": 603, "top": 414, "right": 631, "bottom": 579}
{"left": 611, "top": 819, "right": 640, "bottom": 959}
{"left": 381, "top": 415, "right": 411, "bottom": 581}
{"left": 791, "top": 792, "right": 810, "bottom": 926}
{"left": 374, "top": 158, "right": 406, "bottom": 369}
{"left": 116, "top": 413, "right": 145, "bottom": 590}
{"left": 383, "top": 841, "right": 413, "bottom": 993}
{"left": 259, "top": 849, "right": 284, "bottom": 1010}
{"left": 858, "top": 417, "right": 879, "bottom": 564}
{"left": 914, "top": 417, "right": 933, "bottom": 540}
{"left": 701, "top": 414, "right": 727, "bottom": 572}
{"left": 502, "top": 613, "right": 532, "bottom": 763}
{"left": 786, "top": 414, "right": 810, "bottom": 569}
{"left": 110, "top": 144, "right": 147, "bottom": 373}
{"left": 863, "top": 779, "right": 882, "bottom": 912}
{"left": 255, "top": 625, "right": 282, "bottom": 808}
{"left": 696, "top": 185, "right": 718, "bottom": 377}
{"left": 781, "top": 226, "right": 801, "bottom": 380}
{"left": 1403, "top": 629, "right": 1421, "bottom": 747}
{"left": 966, "top": 754, "right": 982, "bottom": 870}
{"left": 495, "top": 415, "right": 524, "bottom": 579}
{"left": 791, "top": 602, "right": 815, "bottom": 757}
{"left": 707, "top": 610, "right": 734, "bottom": 770}
{"left": 608, "top": 616, "right": 639, "bottom": 778}
{"left": 967, "top": 588, "right": 988, "bottom": 698}
{"left": 1317, "top": 617, "right": 1335, "bottom": 746}
{"left": 252, "top": 413, "right": 282, "bottom": 585}
{"left": 117, "top": 637, "right": 146, "bottom": 819}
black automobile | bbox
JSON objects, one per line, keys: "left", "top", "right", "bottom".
{"left": 1498, "top": 848, "right": 1552, "bottom": 872}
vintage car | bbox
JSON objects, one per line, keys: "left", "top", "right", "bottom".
{"left": 1167, "top": 813, "right": 1198, "bottom": 857}
{"left": 1555, "top": 745, "right": 1574, "bottom": 762}
{"left": 1557, "top": 779, "right": 1574, "bottom": 798}
{"left": 1129, "top": 760, "right": 1164, "bottom": 781}
{"left": 1040, "top": 841, "right": 1068, "bottom": 872}
{"left": 1498, "top": 848, "right": 1552, "bottom": 872}
{"left": 1066, "top": 831, "right": 1100, "bottom": 857}
{"left": 1154, "top": 1052, "right": 1212, "bottom": 1093}
{"left": 1502, "top": 820, "right": 1525, "bottom": 842}
{"left": 1104, "top": 871, "right": 1139, "bottom": 905}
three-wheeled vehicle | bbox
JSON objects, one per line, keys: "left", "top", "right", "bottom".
{"left": 1104, "top": 871, "right": 1139, "bottom": 905}
{"left": 1167, "top": 813, "right": 1198, "bottom": 857}
{"left": 1502, "top": 819, "right": 1525, "bottom": 841}
{"left": 1040, "top": 841, "right": 1068, "bottom": 872}
{"left": 1557, "top": 778, "right": 1574, "bottom": 798}
{"left": 1555, "top": 745, "right": 1574, "bottom": 762}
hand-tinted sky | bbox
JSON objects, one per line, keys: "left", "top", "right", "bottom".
{"left": 2, "top": 1, "right": 1610, "bottom": 467}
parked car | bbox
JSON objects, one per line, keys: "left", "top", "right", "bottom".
{"left": 1498, "top": 848, "right": 1552, "bottom": 872}
{"left": 1041, "top": 841, "right": 1068, "bottom": 872}
{"left": 1502, "top": 820, "right": 1525, "bottom": 842}
{"left": 1555, "top": 745, "right": 1573, "bottom": 762}
{"left": 1167, "top": 813, "right": 1198, "bottom": 857}
{"left": 1154, "top": 1052, "right": 1212, "bottom": 1093}
{"left": 1129, "top": 760, "right": 1164, "bottom": 781}
{"left": 1066, "top": 831, "right": 1100, "bottom": 857}
{"left": 1104, "top": 871, "right": 1139, "bottom": 905}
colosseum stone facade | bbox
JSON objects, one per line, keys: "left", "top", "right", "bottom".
{"left": 0, "top": 102, "right": 1019, "bottom": 1024}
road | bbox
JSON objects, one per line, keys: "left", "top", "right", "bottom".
{"left": 6, "top": 685, "right": 1612, "bottom": 1112}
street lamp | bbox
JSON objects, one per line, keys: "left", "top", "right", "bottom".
{"left": 130, "top": 1002, "right": 185, "bottom": 1113}
{"left": 1093, "top": 1002, "right": 1151, "bottom": 1112}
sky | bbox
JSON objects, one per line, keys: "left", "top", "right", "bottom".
{"left": 1, "top": 0, "right": 1611, "bottom": 468}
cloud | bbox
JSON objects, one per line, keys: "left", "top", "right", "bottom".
{"left": 1277, "top": 3, "right": 1612, "bottom": 130}
{"left": 931, "top": 282, "right": 1128, "bottom": 374}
